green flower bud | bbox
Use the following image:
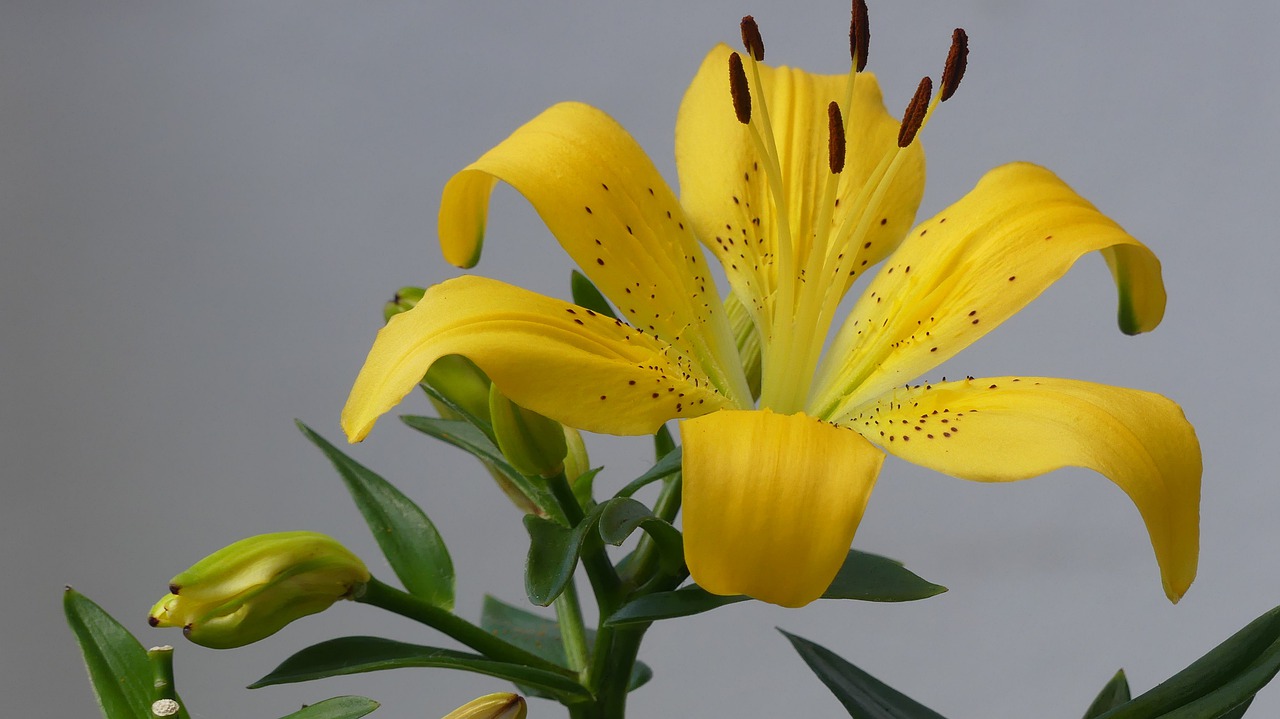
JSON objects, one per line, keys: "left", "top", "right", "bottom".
{"left": 425, "top": 354, "right": 493, "bottom": 425}
{"left": 562, "top": 426, "right": 595, "bottom": 507}
{"left": 441, "top": 693, "right": 526, "bottom": 719}
{"left": 148, "top": 531, "right": 369, "bottom": 649}
{"left": 489, "top": 384, "right": 567, "bottom": 478}
{"left": 383, "top": 286, "right": 427, "bottom": 323}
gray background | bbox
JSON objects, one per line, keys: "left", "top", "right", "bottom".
{"left": 4, "top": 1, "right": 1278, "bottom": 717}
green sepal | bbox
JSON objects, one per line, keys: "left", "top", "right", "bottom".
{"left": 606, "top": 550, "right": 945, "bottom": 625}
{"left": 1083, "top": 670, "right": 1132, "bottom": 719}
{"left": 615, "top": 447, "right": 682, "bottom": 498}
{"left": 249, "top": 636, "right": 591, "bottom": 704}
{"left": 276, "top": 696, "right": 380, "bottom": 719}
{"left": 63, "top": 588, "right": 153, "bottom": 719}
{"left": 569, "top": 270, "right": 618, "bottom": 319}
{"left": 524, "top": 498, "right": 681, "bottom": 606}
{"left": 1094, "top": 605, "right": 1280, "bottom": 719}
{"left": 481, "top": 596, "right": 651, "bottom": 696}
{"left": 401, "top": 416, "right": 566, "bottom": 525}
{"left": 299, "top": 423, "right": 454, "bottom": 611}
{"left": 782, "top": 630, "right": 949, "bottom": 719}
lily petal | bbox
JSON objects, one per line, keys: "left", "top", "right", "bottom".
{"left": 439, "top": 101, "right": 749, "bottom": 406}
{"left": 676, "top": 45, "right": 925, "bottom": 323}
{"left": 813, "top": 162, "right": 1167, "bottom": 415}
{"left": 841, "top": 377, "right": 1200, "bottom": 602}
{"left": 342, "top": 276, "right": 732, "bottom": 441}
{"left": 681, "top": 409, "right": 884, "bottom": 607}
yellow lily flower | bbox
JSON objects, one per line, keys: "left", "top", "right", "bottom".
{"left": 343, "top": 13, "right": 1199, "bottom": 608}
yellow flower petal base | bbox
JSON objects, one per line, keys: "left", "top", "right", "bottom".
{"left": 681, "top": 409, "right": 884, "bottom": 607}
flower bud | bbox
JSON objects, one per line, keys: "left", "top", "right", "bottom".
{"left": 489, "top": 384, "right": 567, "bottom": 478}
{"left": 148, "top": 531, "right": 369, "bottom": 649}
{"left": 383, "top": 286, "right": 426, "bottom": 323}
{"left": 425, "top": 354, "right": 493, "bottom": 425}
{"left": 562, "top": 425, "right": 595, "bottom": 507}
{"left": 441, "top": 693, "right": 527, "bottom": 719}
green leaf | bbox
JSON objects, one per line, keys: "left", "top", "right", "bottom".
{"left": 1096, "top": 605, "right": 1280, "bottom": 719}
{"left": 481, "top": 596, "right": 652, "bottom": 696}
{"left": 615, "top": 447, "right": 683, "bottom": 498}
{"left": 820, "top": 551, "right": 947, "bottom": 603}
{"left": 277, "top": 696, "right": 381, "bottom": 719}
{"left": 401, "top": 415, "right": 565, "bottom": 524}
{"left": 1083, "top": 670, "right": 1132, "bottom": 719}
{"left": 569, "top": 270, "right": 618, "bottom": 319}
{"left": 299, "top": 422, "right": 454, "bottom": 611}
{"left": 63, "top": 588, "right": 152, "bottom": 719}
{"left": 782, "top": 630, "right": 949, "bottom": 719}
{"left": 250, "top": 636, "right": 591, "bottom": 704}
{"left": 606, "top": 551, "right": 944, "bottom": 626}
{"left": 523, "top": 514, "right": 582, "bottom": 606}
{"left": 419, "top": 382, "right": 495, "bottom": 442}
{"left": 596, "top": 498, "right": 683, "bottom": 573}
{"left": 654, "top": 424, "right": 676, "bottom": 461}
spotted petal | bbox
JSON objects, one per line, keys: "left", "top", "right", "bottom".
{"left": 841, "top": 377, "right": 1200, "bottom": 602}
{"left": 439, "top": 101, "right": 749, "bottom": 406}
{"left": 681, "top": 409, "right": 884, "bottom": 607}
{"left": 676, "top": 44, "right": 925, "bottom": 326}
{"left": 812, "top": 162, "right": 1166, "bottom": 416}
{"left": 342, "top": 276, "right": 733, "bottom": 441}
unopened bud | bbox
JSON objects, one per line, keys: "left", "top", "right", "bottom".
{"left": 425, "top": 354, "right": 493, "bottom": 425}
{"left": 442, "top": 693, "right": 527, "bottom": 719}
{"left": 383, "top": 286, "right": 426, "bottom": 323}
{"left": 562, "top": 426, "right": 595, "bottom": 507}
{"left": 148, "top": 531, "right": 369, "bottom": 649}
{"left": 489, "top": 385, "right": 567, "bottom": 478}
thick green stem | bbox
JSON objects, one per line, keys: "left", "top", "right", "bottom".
{"left": 546, "top": 470, "right": 622, "bottom": 609}
{"left": 147, "top": 645, "right": 184, "bottom": 719}
{"left": 555, "top": 577, "right": 590, "bottom": 677}
{"left": 357, "top": 577, "right": 572, "bottom": 676}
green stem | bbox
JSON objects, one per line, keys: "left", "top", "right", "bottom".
{"left": 147, "top": 645, "right": 185, "bottom": 719}
{"left": 546, "top": 470, "right": 622, "bottom": 609}
{"left": 554, "top": 577, "right": 590, "bottom": 677}
{"left": 357, "top": 577, "right": 572, "bottom": 676}
{"left": 596, "top": 626, "right": 646, "bottom": 718}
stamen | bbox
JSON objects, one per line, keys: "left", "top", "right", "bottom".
{"left": 827, "top": 102, "right": 846, "bottom": 174}
{"left": 740, "top": 15, "right": 765, "bottom": 61}
{"left": 897, "top": 76, "right": 932, "bottom": 147}
{"left": 940, "top": 28, "right": 969, "bottom": 102}
{"left": 728, "top": 53, "right": 752, "bottom": 124}
{"left": 849, "top": 0, "right": 869, "bottom": 72}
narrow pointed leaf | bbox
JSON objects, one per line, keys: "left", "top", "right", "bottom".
{"left": 783, "top": 630, "right": 949, "bottom": 719}
{"left": 276, "top": 696, "right": 380, "bottom": 719}
{"left": 300, "top": 423, "right": 454, "bottom": 611}
{"left": 481, "top": 596, "right": 652, "bottom": 695}
{"left": 401, "top": 415, "right": 565, "bottom": 524}
{"left": 420, "top": 383, "right": 495, "bottom": 442}
{"left": 570, "top": 270, "right": 618, "bottom": 319}
{"left": 523, "top": 514, "right": 584, "bottom": 606}
{"left": 616, "top": 446, "right": 683, "bottom": 498}
{"left": 249, "top": 636, "right": 590, "bottom": 703}
{"left": 1096, "top": 605, "right": 1280, "bottom": 719}
{"left": 1083, "top": 671, "right": 1132, "bottom": 718}
{"left": 63, "top": 588, "right": 152, "bottom": 719}
{"left": 606, "top": 551, "right": 944, "bottom": 625}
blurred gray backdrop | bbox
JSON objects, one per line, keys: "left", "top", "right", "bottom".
{"left": 5, "top": 1, "right": 1278, "bottom": 717}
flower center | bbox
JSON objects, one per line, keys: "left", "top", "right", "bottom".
{"left": 724, "top": 7, "right": 968, "bottom": 417}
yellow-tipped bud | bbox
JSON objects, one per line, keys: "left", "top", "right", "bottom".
{"left": 383, "top": 286, "right": 427, "bottom": 323}
{"left": 441, "top": 693, "right": 527, "bottom": 719}
{"left": 148, "top": 531, "right": 369, "bottom": 649}
{"left": 489, "top": 385, "right": 567, "bottom": 478}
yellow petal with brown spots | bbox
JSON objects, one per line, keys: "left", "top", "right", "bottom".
{"left": 342, "top": 276, "right": 732, "bottom": 442}
{"left": 840, "top": 377, "right": 1200, "bottom": 602}
{"left": 812, "top": 162, "right": 1166, "bottom": 416}
{"left": 439, "top": 101, "right": 750, "bottom": 406}
{"left": 676, "top": 44, "right": 925, "bottom": 323}
{"left": 681, "top": 409, "right": 884, "bottom": 608}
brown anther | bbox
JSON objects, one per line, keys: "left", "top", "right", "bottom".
{"left": 827, "top": 102, "right": 846, "bottom": 174}
{"left": 740, "top": 16, "right": 765, "bottom": 61}
{"left": 849, "top": 0, "right": 869, "bottom": 72}
{"left": 897, "top": 76, "right": 932, "bottom": 147}
{"left": 728, "top": 52, "right": 752, "bottom": 124}
{"left": 940, "top": 28, "right": 969, "bottom": 102}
